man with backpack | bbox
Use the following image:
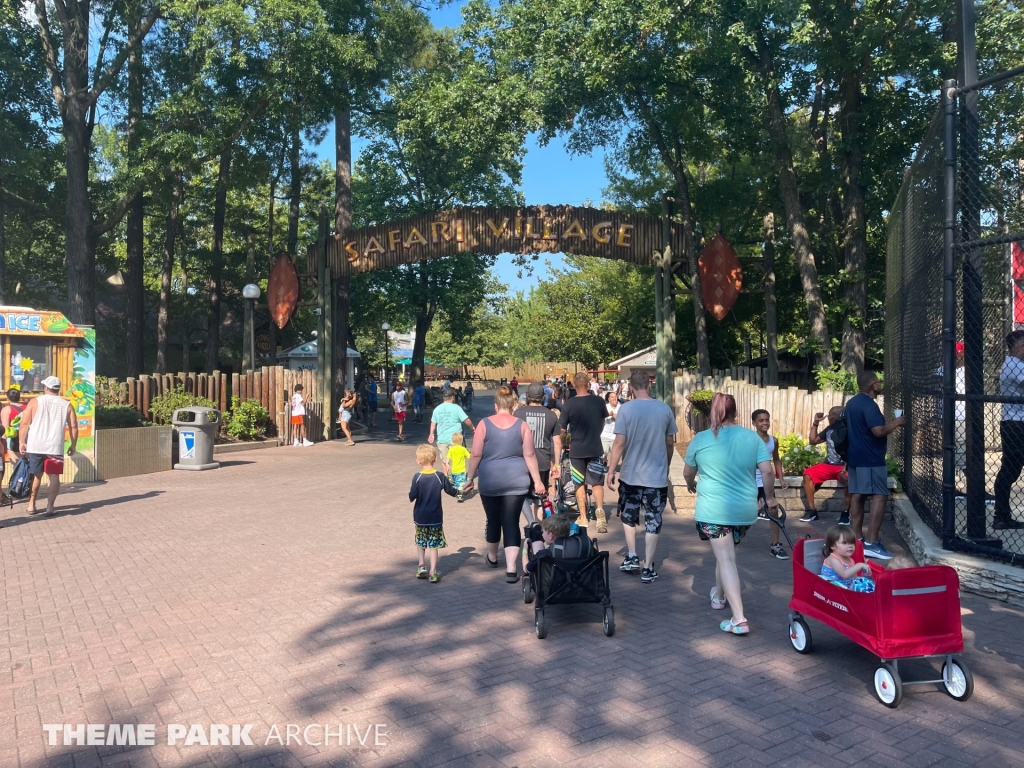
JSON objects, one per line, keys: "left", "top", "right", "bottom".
{"left": 799, "top": 406, "right": 852, "bottom": 524}
{"left": 844, "top": 372, "right": 904, "bottom": 559}
{"left": 18, "top": 376, "right": 78, "bottom": 516}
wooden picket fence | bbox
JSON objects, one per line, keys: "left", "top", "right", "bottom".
{"left": 98, "top": 367, "right": 325, "bottom": 443}
{"left": 672, "top": 365, "right": 882, "bottom": 446}
{"left": 463, "top": 361, "right": 581, "bottom": 382}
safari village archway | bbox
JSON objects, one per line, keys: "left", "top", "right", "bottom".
{"left": 303, "top": 204, "right": 718, "bottom": 436}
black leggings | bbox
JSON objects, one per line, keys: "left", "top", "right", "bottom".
{"left": 482, "top": 494, "right": 527, "bottom": 548}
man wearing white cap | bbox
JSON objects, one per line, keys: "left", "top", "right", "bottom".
{"left": 18, "top": 376, "right": 78, "bottom": 516}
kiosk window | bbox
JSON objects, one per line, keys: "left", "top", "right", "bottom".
{"left": 8, "top": 341, "right": 49, "bottom": 392}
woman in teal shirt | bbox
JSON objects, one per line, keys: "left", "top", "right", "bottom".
{"left": 683, "top": 393, "right": 779, "bottom": 635}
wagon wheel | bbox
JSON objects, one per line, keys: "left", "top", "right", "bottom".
{"left": 873, "top": 663, "right": 904, "bottom": 708}
{"left": 535, "top": 608, "right": 548, "bottom": 640}
{"left": 523, "top": 575, "right": 534, "bottom": 604}
{"left": 788, "top": 616, "right": 812, "bottom": 654}
{"left": 941, "top": 658, "right": 974, "bottom": 702}
{"left": 603, "top": 606, "right": 615, "bottom": 637}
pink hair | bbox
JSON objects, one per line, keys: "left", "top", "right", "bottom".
{"left": 709, "top": 393, "right": 736, "bottom": 437}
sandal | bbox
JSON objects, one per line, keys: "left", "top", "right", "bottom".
{"left": 710, "top": 587, "right": 727, "bottom": 610}
{"left": 720, "top": 618, "right": 750, "bottom": 635}
{"left": 416, "top": 566, "right": 428, "bottom": 579}
{"left": 484, "top": 555, "right": 499, "bottom": 568}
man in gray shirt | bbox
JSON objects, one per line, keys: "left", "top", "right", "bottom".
{"left": 606, "top": 369, "right": 677, "bottom": 583}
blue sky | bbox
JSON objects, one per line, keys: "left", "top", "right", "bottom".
{"left": 310, "top": 1, "right": 609, "bottom": 293}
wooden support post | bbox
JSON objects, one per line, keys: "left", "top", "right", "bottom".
{"left": 764, "top": 213, "right": 779, "bottom": 386}
{"left": 316, "top": 205, "right": 334, "bottom": 441}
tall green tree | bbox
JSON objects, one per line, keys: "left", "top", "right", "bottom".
{"left": 351, "top": 27, "right": 528, "bottom": 383}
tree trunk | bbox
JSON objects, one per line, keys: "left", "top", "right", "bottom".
{"left": 125, "top": 23, "right": 145, "bottom": 376}
{"left": 674, "top": 170, "right": 711, "bottom": 375}
{"left": 759, "top": 42, "right": 833, "bottom": 368}
{"left": 266, "top": 176, "right": 277, "bottom": 364}
{"left": 288, "top": 124, "right": 301, "bottom": 254}
{"left": 205, "top": 146, "right": 233, "bottom": 372}
{"left": 64, "top": 105, "right": 95, "bottom": 325}
{"left": 157, "top": 170, "right": 183, "bottom": 374}
{"left": 411, "top": 307, "right": 433, "bottom": 385}
{"left": 334, "top": 105, "right": 352, "bottom": 394}
{"left": 243, "top": 232, "right": 255, "bottom": 370}
{"left": 839, "top": 73, "right": 867, "bottom": 374}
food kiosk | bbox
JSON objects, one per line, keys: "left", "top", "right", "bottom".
{"left": 0, "top": 306, "right": 95, "bottom": 483}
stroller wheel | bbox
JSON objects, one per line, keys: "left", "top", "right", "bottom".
{"left": 535, "top": 609, "right": 548, "bottom": 640}
{"left": 789, "top": 616, "right": 812, "bottom": 654}
{"left": 523, "top": 575, "right": 534, "bottom": 604}
{"left": 873, "top": 663, "right": 904, "bottom": 708}
{"left": 941, "top": 658, "right": 974, "bottom": 701}
{"left": 603, "top": 606, "right": 615, "bottom": 637}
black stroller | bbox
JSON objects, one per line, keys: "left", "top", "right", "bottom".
{"left": 522, "top": 525, "right": 615, "bottom": 639}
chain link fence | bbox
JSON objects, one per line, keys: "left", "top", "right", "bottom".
{"left": 887, "top": 70, "right": 1024, "bottom": 566}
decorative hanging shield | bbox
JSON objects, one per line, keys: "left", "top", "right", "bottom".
{"left": 267, "top": 252, "right": 300, "bottom": 329}
{"left": 698, "top": 233, "right": 743, "bottom": 321}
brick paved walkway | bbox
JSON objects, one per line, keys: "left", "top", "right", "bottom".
{"left": 2, "top": 409, "right": 1024, "bottom": 767}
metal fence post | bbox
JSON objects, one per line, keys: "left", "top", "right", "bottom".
{"left": 942, "top": 79, "right": 958, "bottom": 549}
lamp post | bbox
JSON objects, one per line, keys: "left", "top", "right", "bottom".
{"left": 381, "top": 322, "right": 391, "bottom": 386}
{"left": 243, "top": 284, "right": 261, "bottom": 371}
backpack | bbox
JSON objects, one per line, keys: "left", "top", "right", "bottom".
{"left": 831, "top": 410, "right": 850, "bottom": 463}
{"left": 8, "top": 456, "right": 31, "bottom": 500}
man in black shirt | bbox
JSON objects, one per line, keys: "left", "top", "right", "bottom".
{"left": 559, "top": 371, "right": 610, "bottom": 533}
{"left": 515, "top": 382, "right": 563, "bottom": 522}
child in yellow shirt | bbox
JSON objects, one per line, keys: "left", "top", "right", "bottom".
{"left": 447, "top": 433, "right": 472, "bottom": 502}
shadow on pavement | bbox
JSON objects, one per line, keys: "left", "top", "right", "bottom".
{"left": 0, "top": 490, "right": 165, "bottom": 527}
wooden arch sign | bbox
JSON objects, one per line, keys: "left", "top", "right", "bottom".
{"left": 305, "top": 205, "right": 693, "bottom": 279}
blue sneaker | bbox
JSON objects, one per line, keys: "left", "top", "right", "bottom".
{"left": 862, "top": 540, "right": 894, "bottom": 560}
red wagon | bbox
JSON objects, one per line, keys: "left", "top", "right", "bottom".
{"left": 787, "top": 538, "right": 974, "bottom": 708}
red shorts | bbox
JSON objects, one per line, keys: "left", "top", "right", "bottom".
{"left": 804, "top": 462, "right": 846, "bottom": 484}
{"left": 395, "top": 411, "right": 407, "bottom": 422}
{"left": 291, "top": 415, "right": 304, "bottom": 425}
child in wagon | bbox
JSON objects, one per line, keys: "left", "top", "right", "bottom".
{"left": 820, "top": 526, "right": 876, "bottom": 593}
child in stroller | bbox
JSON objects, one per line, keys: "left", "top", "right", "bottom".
{"left": 522, "top": 514, "right": 614, "bottom": 639}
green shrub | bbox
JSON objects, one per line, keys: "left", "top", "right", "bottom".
{"left": 778, "top": 433, "right": 824, "bottom": 475}
{"left": 95, "top": 405, "right": 146, "bottom": 429}
{"left": 225, "top": 397, "right": 270, "bottom": 441}
{"left": 148, "top": 386, "right": 216, "bottom": 424}
{"left": 96, "top": 376, "right": 130, "bottom": 406}
{"left": 886, "top": 455, "right": 903, "bottom": 493}
{"left": 814, "top": 364, "right": 883, "bottom": 395}
{"left": 686, "top": 389, "right": 716, "bottom": 415}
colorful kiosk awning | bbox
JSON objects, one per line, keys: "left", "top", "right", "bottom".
{"left": 0, "top": 306, "right": 95, "bottom": 482}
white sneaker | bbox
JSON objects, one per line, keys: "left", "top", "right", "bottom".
{"left": 293, "top": 439, "right": 300, "bottom": 447}
{"left": 302, "top": 439, "right": 313, "bottom": 447}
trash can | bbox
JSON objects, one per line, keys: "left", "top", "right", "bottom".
{"left": 172, "top": 407, "right": 221, "bottom": 471}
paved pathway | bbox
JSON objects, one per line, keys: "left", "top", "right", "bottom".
{"left": 2, "top": 406, "right": 1024, "bottom": 767}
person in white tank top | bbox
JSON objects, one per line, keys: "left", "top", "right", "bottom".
{"left": 751, "top": 409, "right": 789, "bottom": 561}
{"left": 19, "top": 376, "right": 78, "bottom": 516}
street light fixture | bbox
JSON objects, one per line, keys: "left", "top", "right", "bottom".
{"left": 381, "top": 322, "right": 391, "bottom": 385}
{"left": 243, "top": 283, "right": 261, "bottom": 371}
